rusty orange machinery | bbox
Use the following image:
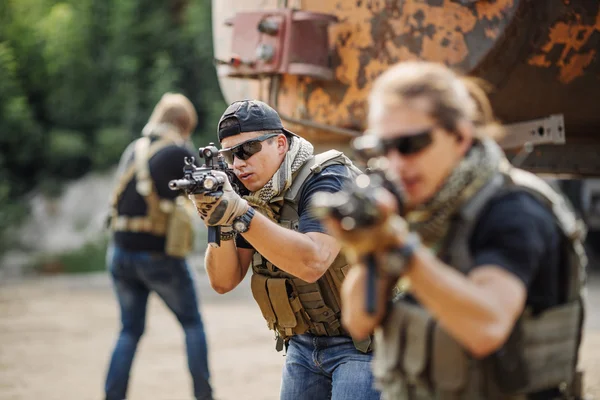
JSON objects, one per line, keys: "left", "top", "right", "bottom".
{"left": 212, "top": 0, "right": 600, "bottom": 175}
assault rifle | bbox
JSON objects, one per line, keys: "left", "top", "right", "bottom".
{"left": 311, "top": 136, "right": 405, "bottom": 315}
{"left": 169, "top": 143, "right": 248, "bottom": 248}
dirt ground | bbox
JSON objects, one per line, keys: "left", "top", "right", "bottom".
{"left": 0, "top": 269, "right": 599, "bottom": 400}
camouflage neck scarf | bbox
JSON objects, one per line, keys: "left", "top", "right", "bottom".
{"left": 244, "top": 136, "right": 314, "bottom": 221}
{"left": 405, "top": 138, "right": 505, "bottom": 250}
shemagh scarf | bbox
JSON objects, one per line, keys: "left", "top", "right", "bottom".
{"left": 243, "top": 136, "right": 314, "bottom": 221}
{"left": 405, "top": 138, "right": 505, "bottom": 251}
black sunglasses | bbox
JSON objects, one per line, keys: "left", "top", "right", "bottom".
{"left": 379, "top": 128, "right": 435, "bottom": 156}
{"left": 219, "top": 133, "right": 279, "bottom": 164}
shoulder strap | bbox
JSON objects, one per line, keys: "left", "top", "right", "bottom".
{"left": 109, "top": 137, "right": 178, "bottom": 208}
{"left": 505, "top": 166, "right": 588, "bottom": 302}
{"left": 284, "top": 149, "right": 359, "bottom": 203}
{"left": 134, "top": 136, "right": 153, "bottom": 196}
{"left": 442, "top": 172, "right": 506, "bottom": 273}
{"left": 505, "top": 167, "right": 586, "bottom": 242}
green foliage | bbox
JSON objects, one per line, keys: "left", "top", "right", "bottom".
{"left": 0, "top": 182, "right": 29, "bottom": 255}
{"left": 0, "top": 0, "right": 228, "bottom": 256}
{"left": 31, "top": 237, "right": 110, "bottom": 274}
{"left": 92, "top": 126, "right": 134, "bottom": 170}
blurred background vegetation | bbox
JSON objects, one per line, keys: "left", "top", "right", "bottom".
{"left": 0, "top": 0, "right": 226, "bottom": 267}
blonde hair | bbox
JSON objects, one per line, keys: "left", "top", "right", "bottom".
{"left": 144, "top": 92, "right": 198, "bottom": 136}
{"left": 369, "top": 61, "right": 504, "bottom": 141}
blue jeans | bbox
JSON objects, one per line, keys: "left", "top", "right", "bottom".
{"left": 280, "top": 333, "right": 381, "bottom": 400}
{"left": 104, "top": 245, "right": 212, "bottom": 400}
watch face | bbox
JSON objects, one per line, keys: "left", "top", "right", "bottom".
{"left": 234, "top": 220, "right": 246, "bottom": 232}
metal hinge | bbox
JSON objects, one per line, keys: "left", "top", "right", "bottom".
{"left": 499, "top": 114, "right": 566, "bottom": 150}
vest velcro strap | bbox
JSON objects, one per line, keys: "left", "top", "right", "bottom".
{"left": 265, "top": 261, "right": 276, "bottom": 272}
{"left": 298, "top": 291, "right": 324, "bottom": 303}
{"left": 295, "top": 284, "right": 317, "bottom": 295}
{"left": 325, "top": 319, "right": 341, "bottom": 336}
{"left": 292, "top": 279, "right": 313, "bottom": 288}
{"left": 111, "top": 216, "right": 167, "bottom": 235}
{"left": 311, "top": 322, "right": 328, "bottom": 336}
{"left": 267, "top": 279, "right": 298, "bottom": 329}
{"left": 290, "top": 296, "right": 303, "bottom": 313}
{"left": 250, "top": 274, "right": 277, "bottom": 330}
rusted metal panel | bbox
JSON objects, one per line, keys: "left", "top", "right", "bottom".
{"left": 505, "top": 142, "right": 600, "bottom": 177}
{"left": 472, "top": 1, "right": 600, "bottom": 141}
{"left": 213, "top": 0, "right": 600, "bottom": 149}
{"left": 217, "top": 9, "right": 337, "bottom": 80}
{"left": 275, "top": 0, "right": 524, "bottom": 136}
{"left": 212, "top": 0, "right": 276, "bottom": 106}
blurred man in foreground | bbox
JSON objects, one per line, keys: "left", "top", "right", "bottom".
{"left": 319, "top": 61, "right": 588, "bottom": 400}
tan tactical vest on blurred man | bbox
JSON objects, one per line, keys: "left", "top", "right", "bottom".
{"left": 250, "top": 150, "right": 370, "bottom": 352}
{"left": 372, "top": 164, "right": 587, "bottom": 400}
{"left": 109, "top": 131, "right": 195, "bottom": 258}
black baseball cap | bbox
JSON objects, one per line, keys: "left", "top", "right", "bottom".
{"left": 217, "top": 99, "right": 298, "bottom": 142}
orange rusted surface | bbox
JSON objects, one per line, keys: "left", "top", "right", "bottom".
{"left": 213, "top": 0, "right": 600, "bottom": 148}
{"left": 272, "top": 0, "right": 518, "bottom": 139}
{"left": 527, "top": 9, "right": 600, "bottom": 84}
{"left": 476, "top": 0, "right": 516, "bottom": 21}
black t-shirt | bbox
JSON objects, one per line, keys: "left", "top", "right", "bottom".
{"left": 469, "top": 190, "right": 562, "bottom": 313}
{"left": 468, "top": 191, "right": 564, "bottom": 399}
{"left": 398, "top": 190, "right": 564, "bottom": 398}
{"left": 235, "top": 163, "right": 351, "bottom": 249}
{"left": 113, "top": 139, "right": 196, "bottom": 252}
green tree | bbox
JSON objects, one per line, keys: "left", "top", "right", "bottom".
{"left": 0, "top": 0, "right": 227, "bottom": 256}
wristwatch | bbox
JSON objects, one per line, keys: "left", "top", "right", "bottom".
{"left": 232, "top": 206, "right": 256, "bottom": 234}
{"left": 383, "top": 233, "right": 421, "bottom": 277}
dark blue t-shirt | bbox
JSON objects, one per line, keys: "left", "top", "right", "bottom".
{"left": 235, "top": 163, "right": 352, "bottom": 249}
{"left": 469, "top": 190, "right": 562, "bottom": 312}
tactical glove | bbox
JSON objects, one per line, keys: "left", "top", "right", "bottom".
{"left": 189, "top": 170, "right": 248, "bottom": 226}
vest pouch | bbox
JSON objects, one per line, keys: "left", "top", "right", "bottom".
{"left": 373, "top": 303, "right": 406, "bottom": 386}
{"left": 432, "top": 324, "right": 470, "bottom": 393}
{"left": 250, "top": 274, "right": 277, "bottom": 330}
{"left": 485, "top": 318, "right": 529, "bottom": 394}
{"left": 265, "top": 278, "right": 311, "bottom": 337}
{"left": 519, "top": 301, "right": 580, "bottom": 393}
{"left": 401, "top": 303, "right": 432, "bottom": 387}
{"left": 165, "top": 198, "right": 194, "bottom": 258}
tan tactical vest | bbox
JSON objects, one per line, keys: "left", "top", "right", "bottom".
{"left": 109, "top": 135, "right": 196, "bottom": 258}
{"left": 250, "top": 150, "right": 371, "bottom": 352}
{"left": 372, "top": 163, "right": 587, "bottom": 400}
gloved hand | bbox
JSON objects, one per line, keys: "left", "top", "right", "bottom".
{"left": 320, "top": 187, "right": 408, "bottom": 260}
{"left": 189, "top": 170, "right": 248, "bottom": 226}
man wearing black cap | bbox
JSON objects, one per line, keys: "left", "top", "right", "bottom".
{"left": 189, "top": 99, "right": 381, "bottom": 400}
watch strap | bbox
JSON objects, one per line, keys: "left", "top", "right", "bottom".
{"left": 233, "top": 206, "right": 256, "bottom": 233}
{"left": 383, "top": 233, "right": 421, "bottom": 277}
